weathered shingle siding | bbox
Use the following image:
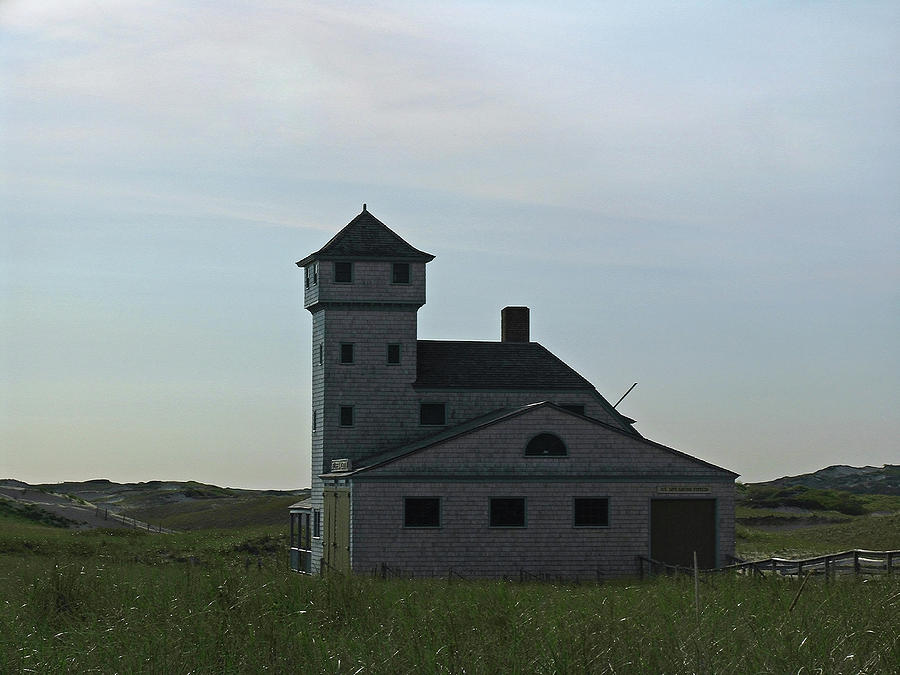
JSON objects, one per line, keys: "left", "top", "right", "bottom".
{"left": 369, "top": 406, "right": 727, "bottom": 478}
{"left": 309, "top": 311, "right": 325, "bottom": 564}
{"left": 413, "top": 389, "right": 623, "bottom": 429}
{"left": 349, "top": 407, "right": 734, "bottom": 577}
{"left": 351, "top": 480, "right": 734, "bottom": 578}
{"left": 305, "top": 258, "right": 426, "bottom": 572}
{"left": 309, "top": 261, "right": 426, "bottom": 307}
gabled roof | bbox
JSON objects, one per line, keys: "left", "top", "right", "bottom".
{"left": 415, "top": 340, "right": 595, "bottom": 390}
{"left": 323, "top": 404, "right": 541, "bottom": 477}
{"left": 322, "top": 401, "right": 738, "bottom": 479}
{"left": 296, "top": 207, "right": 434, "bottom": 266}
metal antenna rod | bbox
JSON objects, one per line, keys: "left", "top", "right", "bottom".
{"left": 613, "top": 382, "right": 637, "bottom": 409}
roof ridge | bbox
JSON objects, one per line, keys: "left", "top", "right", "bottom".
{"left": 336, "top": 401, "right": 736, "bottom": 478}
{"left": 296, "top": 208, "right": 434, "bottom": 266}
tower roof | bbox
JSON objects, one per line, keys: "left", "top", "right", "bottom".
{"left": 296, "top": 207, "right": 434, "bottom": 266}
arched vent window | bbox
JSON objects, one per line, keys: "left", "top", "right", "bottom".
{"left": 525, "top": 433, "right": 567, "bottom": 457}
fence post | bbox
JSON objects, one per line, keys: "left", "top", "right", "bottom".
{"left": 824, "top": 557, "right": 831, "bottom": 583}
{"left": 854, "top": 551, "right": 860, "bottom": 575}
{"left": 887, "top": 552, "right": 893, "bottom": 575}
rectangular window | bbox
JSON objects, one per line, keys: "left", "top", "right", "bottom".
{"left": 574, "top": 497, "right": 609, "bottom": 527}
{"left": 404, "top": 497, "right": 441, "bottom": 527}
{"left": 340, "top": 406, "right": 354, "bottom": 427}
{"left": 340, "top": 343, "right": 354, "bottom": 364}
{"left": 312, "top": 410, "right": 317, "bottom": 432}
{"left": 313, "top": 510, "right": 321, "bottom": 538}
{"left": 334, "top": 261, "right": 353, "bottom": 283}
{"left": 291, "top": 512, "right": 313, "bottom": 573}
{"left": 318, "top": 343, "right": 323, "bottom": 365}
{"left": 392, "top": 262, "right": 410, "bottom": 284}
{"left": 419, "top": 403, "right": 446, "bottom": 425}
{"left": 490, "top": 497, "right": 526, "bottom": 527}
{"left": 304, "top": 267, "right": 310, "bottom": 289}
{"left": 560, "top": 404, "right": 585, "bottom": 416}
{"left": 312, "top": 262, "right": 318, "bottom": 285}
{"left": 301, "top": 512, "right": 311, "bottom": 549}
{"left": 387, "top": 343, "right": 401, "bottom": 364}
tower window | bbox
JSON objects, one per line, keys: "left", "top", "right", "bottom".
{"left": 392, "top": 263, "right": 410, "bottom": 284}
{"left": 318, "top": 343, "right": 323, "bottom": 365}
{"left": 334, "top": 262, "right": 353, "bottom": 283}
{"left": 490, "top": 497, "right": 526, "bottom": 527}
{"left": 574, "top": 498, "right": 609, "bottom": 527}
{"left": 304, "top": 267, "right": 310, "bottom": 289}
{"left": 387, "top": 344, "right": 401, "bottom": 364}
{"left": 525, "top": 433, "right": 567, "bottom": 457}
{"left": 420, "top": 403, "right": 446, "bottom": 426}
{"left": 312, "top": 410, "right": 317, "bottom": 432}
{"left": 311, "top": 262, "right": 318, "bottom": 285}
{"left": 404, "top": 497, "right": 441, "bottom": 528}
{"left": 340, "top": 343, "right": 354, "bottom": 364}
{"left": 340, "top": 406, "right": 354, "bottom": 427}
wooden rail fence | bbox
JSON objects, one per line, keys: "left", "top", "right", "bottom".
{"left": 639, "top": 549, "right": 898, "bottom": 579}
{"left": 94, "top": 507, "right": 177, "bottom": 534}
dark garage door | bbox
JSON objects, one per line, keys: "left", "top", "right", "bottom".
{"left": 650, "top": 499, "right": 716, "bottom": 569}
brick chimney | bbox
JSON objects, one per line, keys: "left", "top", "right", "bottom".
{"left": 501, "top": 306, "right": 530, "bottom": 342}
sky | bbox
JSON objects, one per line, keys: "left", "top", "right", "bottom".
{"left": 2, "top": 1, "right": 897, "bottom": 489}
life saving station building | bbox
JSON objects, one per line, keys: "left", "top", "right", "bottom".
{"left": 290, "top": 208, "right": 736, "bottom": 579}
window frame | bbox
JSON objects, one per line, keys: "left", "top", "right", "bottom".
{"left": 339, "top": 405, "right": 354, "bottom": 427}
{"left": 392, "top": 262, "right": 411, "bottom": 284}
{"left": 524, "top": 433, "right": 568, "bottom": 457}
{"left": 419, "top": 402, "right": 447, "bottom": 426}
{"left": 333, "top": 261, "right": 353, "bottom": 283}
{"left": 387, "top": 343, "right": 401, "bottom": 365}
{"left": 290, "top": 512, "right": 313, "bottom": 573}
{"left": 403, "top": 496, "right": 442, "bottom": 528}
{"left": 489, "top": 497, "right": 527, "bottom": 528}
{"left": 340, "top": 343, "right": 354, "bottom": 364}
{"left": 313, "top": 509, "right": 321, "bottom": 538}
{"left": 573, "top": 497, "right": 610, "bottom": 528}
{"left": 312, "top": 409, "right": 317, "bottom": 432}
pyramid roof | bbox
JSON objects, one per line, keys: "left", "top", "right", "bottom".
{"left": 296, "top": 207, "right": 434, "bottom": 266}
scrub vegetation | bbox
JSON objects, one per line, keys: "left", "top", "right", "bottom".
{"left": 738, "top": 483, "right": 900, "bottom": 517}
{"left": 2, "top": 509, "right": 898, "bottom": 673}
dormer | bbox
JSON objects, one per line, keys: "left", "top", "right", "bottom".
{"left": 296, "top": 206, "right": 434, "bottom": 312}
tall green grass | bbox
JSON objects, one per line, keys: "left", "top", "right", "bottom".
{"left": 2, "top": 520, "right": 898, "bottom": 673}
{"left": 124, "top": 494, "right": 302, "bottom": 530}
{"left": 737, "top": 512, "right": 900, "bottom": 560}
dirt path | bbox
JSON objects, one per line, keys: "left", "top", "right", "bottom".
{"left": 0, "top": 486, "right": 171, "bottom": 532}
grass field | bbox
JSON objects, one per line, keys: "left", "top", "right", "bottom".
{"left": 1, "top": 510, "right": 898, "bottom": 673}
{"left": 736, "top": 512, "right": 900, "bottom": 560}
{"left": 123, "top": 494, "right": 303, "bottom": 531}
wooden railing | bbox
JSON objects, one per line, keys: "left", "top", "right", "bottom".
{"left": 94, "top": 507, "right": 177, "bottom": 534}
{"left": 639, "top": 549, "right": 898, "bottom": 579}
